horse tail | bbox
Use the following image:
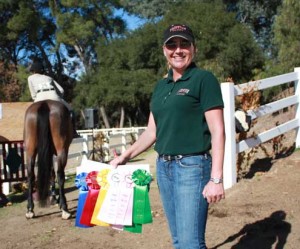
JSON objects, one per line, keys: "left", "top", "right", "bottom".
{"left": 37, "top": 102, "right": 53, "bottom": 207}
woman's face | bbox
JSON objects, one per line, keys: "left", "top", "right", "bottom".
{"left": 163, "top": 37, "right": 195, "bottom": 74}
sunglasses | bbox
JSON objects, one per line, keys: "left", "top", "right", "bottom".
{"left": 165, "top": 40, "right": 192, "bottom": 50}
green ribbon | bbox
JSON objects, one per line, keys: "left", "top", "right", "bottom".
{"left": 124, "top": 169, "right": 152, "bottom": 233}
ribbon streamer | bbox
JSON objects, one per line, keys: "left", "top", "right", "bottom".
{"left": 124, "top": 169, "right": 152, "bottom": 233}
{"left": 91, "top": 169, "right": 111, "bottom": 226}
{"left": 98, "top": 169, "right": 134, "bottom": 226}
{"left": 74, "top": 172, "right": 90, "bottom": 228}
{"left": 80, "top": 171, "right": 100, "bottom": 227}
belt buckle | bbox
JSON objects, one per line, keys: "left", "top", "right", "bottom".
{"left": 161, "top": 154, "right": 185, "bottom": 161}
{"left": 175, "top": 155, "right": 183, "bottom": 160}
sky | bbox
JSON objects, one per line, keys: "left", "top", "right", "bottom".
{"left": 114, "top": 9, "right": 147, "bottom": 30}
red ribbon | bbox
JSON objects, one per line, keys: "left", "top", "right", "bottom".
{"left": 79, "top": 171, "right": 100, "bottom": 226}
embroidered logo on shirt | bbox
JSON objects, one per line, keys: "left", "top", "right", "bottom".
{"left": 176, "top": 88, "right": 190, "bottom": 95}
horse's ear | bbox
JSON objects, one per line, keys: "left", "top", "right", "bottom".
{"left": 235, "top": 109, "right": 252, "bottom": 133}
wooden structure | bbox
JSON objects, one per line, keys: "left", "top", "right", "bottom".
{"left": 0, "top": 141, "right": 26, "bottom": 194}
{"left": 0, "top": 102, "right": 32, "bottom": 194}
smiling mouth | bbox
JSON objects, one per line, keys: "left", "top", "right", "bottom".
{"left": 173, "top": 57, "right": 185, "bottom": 61}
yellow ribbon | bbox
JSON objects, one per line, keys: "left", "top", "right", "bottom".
{"left": 91, "top": 169, "right": 111, "bottom": 226}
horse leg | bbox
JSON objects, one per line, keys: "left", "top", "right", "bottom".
{"left": 50, "top": 167, "right": 58, "bottom": 206}
{"left": 26, "top": 156, "right": 36, "bottom": 219}
{"left": 56, "top": 151, "right": 71, "bottom": 219}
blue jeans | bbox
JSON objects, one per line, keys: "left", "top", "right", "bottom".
{"left": 156, "top": 154, "right": 211, "bottom": 249}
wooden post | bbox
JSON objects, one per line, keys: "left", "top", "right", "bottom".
{"left": 221, "top": 82, "right": 237, "bottom": 189}
{"left": 82, "top": 134, "right": 89, "bottom": 161}
{"left": 294, "top": 67, "right": 300, "bottom": 149}
{"left": 121, "top": 130, "right": 126, "bottom": 153}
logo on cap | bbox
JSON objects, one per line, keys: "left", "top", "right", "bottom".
{"left": 170, "top": 25, "right": 187, "bottom": 32}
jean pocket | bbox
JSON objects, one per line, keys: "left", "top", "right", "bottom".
{"left": 178, "top": 155, "right": 204, "bottom": 168}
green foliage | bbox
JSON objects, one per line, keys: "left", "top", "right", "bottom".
{"left": 56, "top": 13, "right": 95, "bottom": 46}
{"left": 120, "top": 0, "right": 169, "bottom": 19}
{"left": 219, "top": 24, "right": 264, "bottom": 82}
{"left": 161, "top": 1, "right": 265, "bottom": 82}
{"left": 72, "top": 0, "right": 266, "bottom": 127}
{"left": 236, "top": 0, "right": 282, "bottom": 57}
{"left": 273, "top": 0, "right": 300, "bottom": 72}
{"left": 51, "top": 0, "right": 126, "bottom": 71}
{"left": 15, "top": 65, "right": 32, "bottom": 102}
{"left": 1, "top": 0, "right": 298, "bottom": 126}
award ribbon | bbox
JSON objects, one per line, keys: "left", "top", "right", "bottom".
{"left": 124, "top": 169, "right": 152, "bottom": 233}
{"left": 91, "top": 169, "right": 111, "bottom": 226}
{"left": 80, "top": 171, "right": 100, "bottom": 226}
{"left": 114, "top": 170, "right": 134, "bottom": 226}
{"left": 74, "top": 172, "right": 90, "bottom": 228}
{"left": 98, "top": 169, "right": 134, "bottom": 226}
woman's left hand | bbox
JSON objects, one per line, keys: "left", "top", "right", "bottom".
{"left": 202, "top": 181, "right": 225, "bottom": 203}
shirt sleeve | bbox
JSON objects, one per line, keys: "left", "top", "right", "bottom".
{"left": 28, "top": 77, "right": 36, "bottom": 100}
{"left": 200, "top": 72, "right": 224, "bottom": 112}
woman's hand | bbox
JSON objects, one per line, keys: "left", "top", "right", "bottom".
{"left": 202, "top": 181, "right": 225, "bottom": 203}
{"left": 109, "top": 155, "right": 128, "bottom": 169}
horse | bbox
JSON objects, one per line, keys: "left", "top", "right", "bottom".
{"left": 24, "top": 100, "right": 73, "bottom": 219}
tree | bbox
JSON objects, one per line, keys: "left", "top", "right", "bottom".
{"left": 120, "top": 0, "right": 168, "bottom": 19}
{"left": 0, "top": 0, "right": 128, "bottom": 102}
{"left": 235, "top": 0, "right": 282, "bottom": 57}
{"left": 273, "top": 0, "right": 300, "bottom": 72}
{"left": 73, "top": 0, "right": 265, "bottom": 128}
{"left": 51, "top": 0, "right": 126, "bottom": 72}
{"left": 0, "top": 61, "right": 21, "bottom": 102}
{"left": 161, "top": 0, "right": 265, "bottom": 82}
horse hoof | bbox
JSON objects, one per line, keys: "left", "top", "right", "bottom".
{"left": 25, "top": 211, "right": 35, "bottom": 219}
{"left": 62, "top": 210, "right": 71, "bottom": 220}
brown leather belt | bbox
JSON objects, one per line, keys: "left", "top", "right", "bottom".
{"left": 159, "top": 152, "right": 209, "bottom": 161}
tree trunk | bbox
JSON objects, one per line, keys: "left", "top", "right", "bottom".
{"left": 119, "top": 106, "right": 125, "bottom": 128}
{"left": 100, "top": 106, "right": 110, "bottom": 128}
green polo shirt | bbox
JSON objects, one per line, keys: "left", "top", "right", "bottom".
{"left": 150, "top": 63, "right": 224, "bottom": 155}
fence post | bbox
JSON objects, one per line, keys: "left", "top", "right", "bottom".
{"left": 82, "top": 134, "right": 89, "bottom": 161}
{"left": 294, "top": 67, "right": 300, "bottom": 149}
{"left": 121, "top": 130, "right": 126, "bottom": 153}
{"left": 133, "top": 128, "right": 138, "bottom": 141}
{"left": 221, "top": 82, "right": 237, "bottom": 189}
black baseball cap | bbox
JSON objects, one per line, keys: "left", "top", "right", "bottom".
{"left": 163, "top": 24, "right": 195, "bottom": 44}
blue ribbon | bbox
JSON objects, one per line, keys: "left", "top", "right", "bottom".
{"left": 74, "top": 172, "right": 91, "bottom": 228}
{"left": 75, "top": 190, "right": 90, "bottom": 228}
{"left": 75, "top": 172, "right": 89, "bottom": 191}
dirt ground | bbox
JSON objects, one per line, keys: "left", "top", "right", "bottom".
{"left": 1, "top": 104, "right": 300, "bottom": 248}
{"left": 1, "top": 139, "right": 300, "bottom": 249}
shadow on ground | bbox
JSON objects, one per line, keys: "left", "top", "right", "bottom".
{"left": 243, "top": 144, "right": 295, "bottom": 179}
{"left": 211, "top": 210, "right": 291, "bottom": 249}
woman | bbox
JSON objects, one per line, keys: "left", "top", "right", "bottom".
{"left": 28, "top": 60, "right": 79, "bottom": 138}
{"left": 110, "top": 24, "right": 225, "bottom": 249}
{"left": 28, "top": 61, "right": 68, "bottom": 107}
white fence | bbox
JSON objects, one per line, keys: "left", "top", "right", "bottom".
{"left": 221, "top": 67, "right": 300, "bottom": 189}
{"left": 68, "top": 127, "right": 146, "bottom": 162}
{"left": 1, "top": 69, "right": 299, "bottom": 194}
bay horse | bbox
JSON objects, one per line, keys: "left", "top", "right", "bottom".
{"left": 24, "top": 100, "right": 73, "bottom": 219}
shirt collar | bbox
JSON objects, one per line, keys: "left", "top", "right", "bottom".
{"left": 165, "top": 62, "right": 197, "bottom": 84}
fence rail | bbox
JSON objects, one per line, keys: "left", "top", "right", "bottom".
{"left": 221, "top": 67, "right": 300, "bottom": 189}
